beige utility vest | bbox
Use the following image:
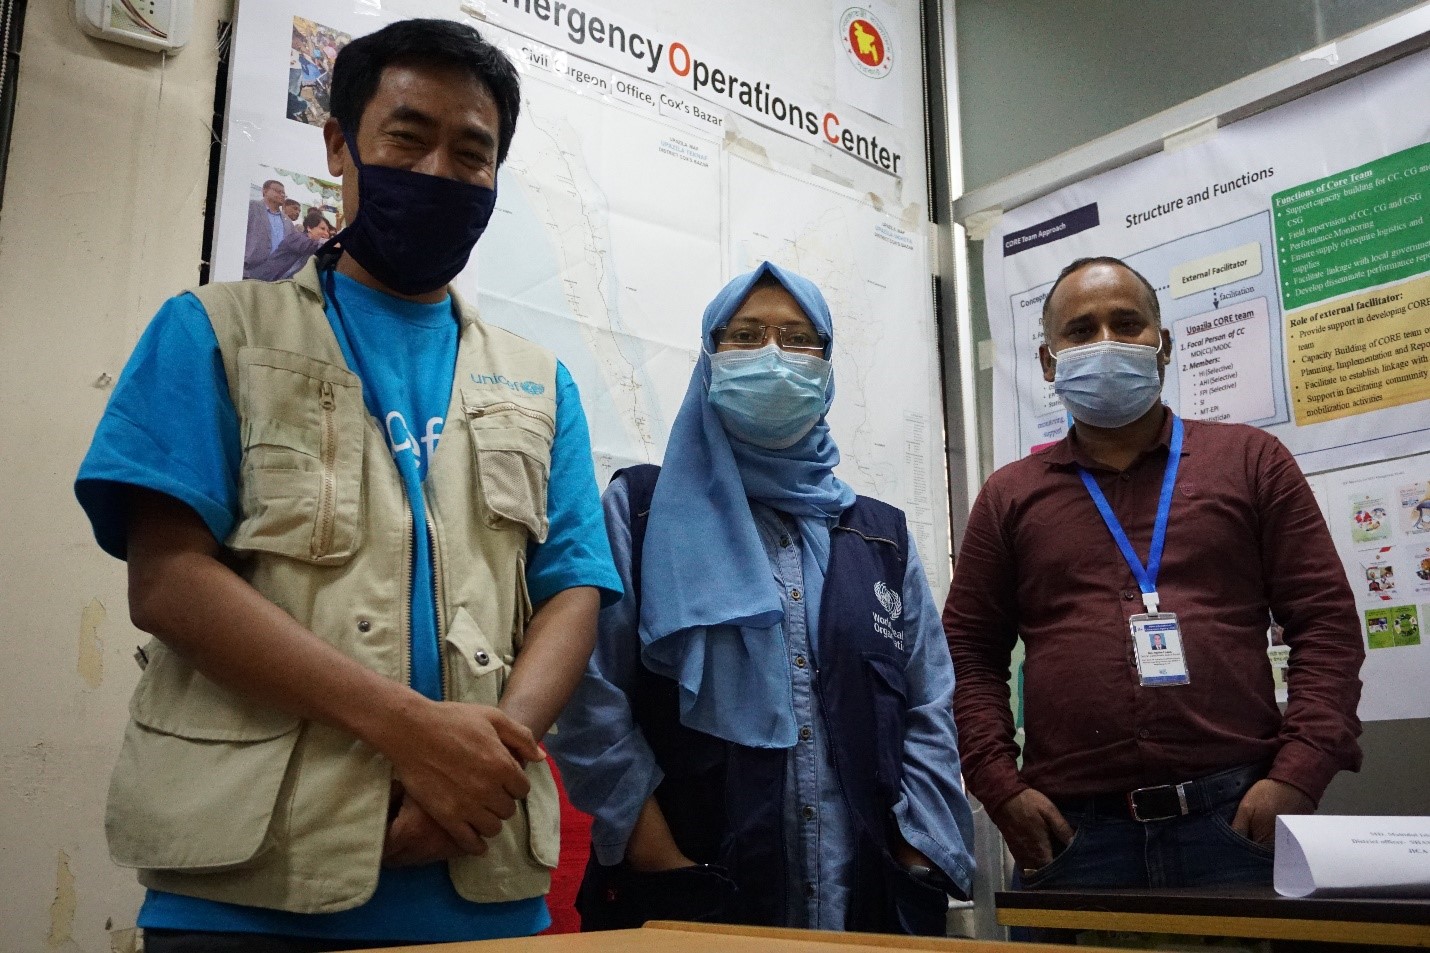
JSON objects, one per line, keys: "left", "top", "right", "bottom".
{"left": 105, "top": 260, "right": 560, "bottom": 913}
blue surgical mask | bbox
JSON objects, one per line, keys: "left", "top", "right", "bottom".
{"left": 328, "top": 126, "right": 497, "bottom": 296}
{"left": 708, "top": 344, "right": 832, "bottom": 449}
{"left": 1051, "top": 340, "right": 1165, "bottom": 429}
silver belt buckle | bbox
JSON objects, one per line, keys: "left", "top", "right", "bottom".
{"left": 1126, "top": 782, "right": 1190, "bottom": 822}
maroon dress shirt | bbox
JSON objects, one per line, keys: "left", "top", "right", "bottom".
{"left": 944, "top": 408, "right": 1363, "bottom": 815}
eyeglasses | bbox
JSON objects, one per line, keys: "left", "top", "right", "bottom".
{"left": 715, "top": 323, "right": 827, "bottom": 354}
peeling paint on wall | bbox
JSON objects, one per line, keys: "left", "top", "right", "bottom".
{"left": 46, "top": 850, "right": 76, "bottom": 948}
{"left": 897, "top": 200, "right": 922, "bottom": 230}
{"left": 108, "top": 926, "right": 139, "bottom": 953}
{"left": 4, "top": 741, "right": 50, "bottom": 802}
{"left": 725, "top": 132, "right": 771, "bottom": 165}
{"left": 79, "top": 598, "right": 107, "bottom": 689}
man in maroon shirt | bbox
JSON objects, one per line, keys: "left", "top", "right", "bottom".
{"left": 944, "top": 257, "right": 1363, "bottom": 889}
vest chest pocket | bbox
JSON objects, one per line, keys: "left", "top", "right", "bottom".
{"left": 231, "top": 347, "right": 365, "bottom": 564}
{"left": 461, "top": 390, "right": 554, "bottom": 544}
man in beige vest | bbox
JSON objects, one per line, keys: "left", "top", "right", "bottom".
{"left": 76, "top": 18, "right": 621, "bottom": 950}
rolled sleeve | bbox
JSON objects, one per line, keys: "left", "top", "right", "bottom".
{"left": 893, "top": 538, "right": 976, "bottom": 897}
{"left": 546, "top": 473, "right": 661, "bottom": 865}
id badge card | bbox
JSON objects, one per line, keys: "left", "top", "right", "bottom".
{"left": 1130, "top": 613, "right": 1190, "bottom": 686}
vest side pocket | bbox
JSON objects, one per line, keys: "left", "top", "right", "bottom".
{"left": 230, "top": 347, "right": 365, "bottom": 564}
{"left": 107, "top": 640, "right": 300, "bottom": 871}
{"left": 461, "top": 390, "right": 553, "bottom": 544}
{"left": 513, "top": 550, "right": 534, "bottom": 653}
{"left": 861, "top": 652, "right": 909, "bottom": 803}
{"left": 523, "top": 759, "right": 561, "bottom": 869}
{"left": 128, "top": 638, "right": 301, "bottom": 740}
{"left": 446, "top": 757, "right": 558, "bottom": 902}
{"left": 443, "top": 606, "right": 508, "bottom": 706}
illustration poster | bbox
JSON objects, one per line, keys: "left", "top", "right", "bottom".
{"left": 982, "top": 50, "right": 1430, "bottom": 475}
{"left": 1311, "top": 451, "right": 1430, "bottom": 720}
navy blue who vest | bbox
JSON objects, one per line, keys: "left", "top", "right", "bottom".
{"left": 581, "top": 464, "right": 945, "bottom": 935}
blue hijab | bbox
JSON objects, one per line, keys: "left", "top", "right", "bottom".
{"left": 638, "top": 262, "right": 856, "bottom": 748}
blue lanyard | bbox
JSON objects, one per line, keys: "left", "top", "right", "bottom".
{"left": 1077, "top": 414, "right": 1183, "bottom": 615}
{"left": 323, "top": 264, "right": 400, "bottom": 427}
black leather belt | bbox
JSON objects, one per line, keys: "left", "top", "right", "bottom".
{"left": 1053, "top": 762, "right": 1268, "bottom": 823}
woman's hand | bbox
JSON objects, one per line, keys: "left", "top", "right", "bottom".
{"left": 625, "top": 796, "right": 696, "bottom": 872}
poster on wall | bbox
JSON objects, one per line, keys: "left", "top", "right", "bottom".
{"left": 982, "top": 48, "right": 1430, "bottom": 476}
{"left": 1309, "top": 452, "right": 1430, "bottom": 721}
{"left": 981, "top": 48, "right": 1430, "bottom": 721}
{"left": 211, "top": 0, "right": 951, "bottom": 591}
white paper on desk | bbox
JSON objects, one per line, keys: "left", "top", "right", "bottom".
{"left": 1276, "top": 815, "right": 1430, "bottom": 898}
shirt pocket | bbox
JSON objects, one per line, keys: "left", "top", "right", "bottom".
{"left": 107, "top": 639, "right": 301, "bottom": 872}
{"left": 461, "top": 389, "right": 554, "bottom": 544}
{"left": 230, "top": 347, "right": 366, "bottom": 564}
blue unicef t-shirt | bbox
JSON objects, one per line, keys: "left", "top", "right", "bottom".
{"left": 75, "top": 269, "right": 621, "bottom": 944}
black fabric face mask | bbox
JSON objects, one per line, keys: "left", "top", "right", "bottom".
{"left": 325, "top": 125, "right": 497, "bottom": 296}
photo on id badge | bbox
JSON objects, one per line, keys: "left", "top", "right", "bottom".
{"left": 1132, "top": 614, "right": 1189, "bottom": 686}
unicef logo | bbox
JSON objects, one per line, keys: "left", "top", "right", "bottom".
{"left": 470, "top": 372, "right": 547, "bottom": 396}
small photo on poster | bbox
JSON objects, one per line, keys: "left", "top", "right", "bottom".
{"left": 243, "top": 166, "right": 343, "bottom": 281}
{"left": 1364, "top": 605, "right": 1422, "bottom": 650}
{"left": 1410, "top": 544, "right": 1430, "bottom": 596}
{"left": 1351, "top": 493, "right": 1392, "bottom": 544}
{"left": 1401, "top": 481, "right": 1430, "bottom": 535}
{"left": 1360, "top": 549, "right": 1397, "bottom": 601}
{"left": 288, "top": 16, "right": 352, "bottom": 127}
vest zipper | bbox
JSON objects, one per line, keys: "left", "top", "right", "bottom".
{"left": 426, "top": 501, "right": 450, "bottom": 701}
{"left": 401, "top": 504, "right": 413, "bottom": 688}
{"left": 467, "top": 401, "right": 554, "bottom": 430}
{"left": 314, "top": 380, "right": 339, "bottom": 558}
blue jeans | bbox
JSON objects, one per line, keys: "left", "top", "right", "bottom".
{"left": 1019, "top": 797, "right": 1274, "bottom": 890}
{"left": 1009, "top": 792, "right": 1274, "bottom": 943}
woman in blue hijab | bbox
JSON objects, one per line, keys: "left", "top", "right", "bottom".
{"left": 549, "top": 263, "right": 974, "bottom": 935}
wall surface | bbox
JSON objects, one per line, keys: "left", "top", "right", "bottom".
{"left": 954, "top": 0, "right": 1426, "bottom": 192}
{"left": 0, "top": 0, "right": 226, "bottom": 948}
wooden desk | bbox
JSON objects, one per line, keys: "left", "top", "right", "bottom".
{"left": 995, "top": 886, "right": 1430, "bottom": 947}
{"left": 352, "top": 920, "right": 1114, "bottom": 952}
